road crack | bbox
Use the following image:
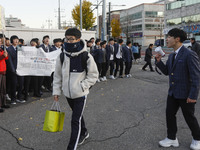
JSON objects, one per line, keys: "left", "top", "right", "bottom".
{"left": 82, "top": 100, "right": 164, "bottom": 145}
{"left": 0, "top": 126, "right": 34, "bottom": 150}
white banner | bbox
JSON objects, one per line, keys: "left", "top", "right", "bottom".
{"left": 16, "top": 46, "right": 61, "bottom": 76}
{"left": 0, "top": 5, "right": 6, "bottom": 31}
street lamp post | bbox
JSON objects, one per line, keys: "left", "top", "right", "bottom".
{"left": 58, "top": 0, "right": 61, "bottom": 29}
{"left": 80, "top": 0, "right": 82, "bottom": 30}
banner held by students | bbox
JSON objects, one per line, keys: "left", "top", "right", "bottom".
{"left": 16, "top": 46, "right": 61, "bottom": 76}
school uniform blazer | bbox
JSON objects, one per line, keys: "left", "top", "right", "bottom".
{"left": 156, "top": 46, "right": 200, "bottom": 100}
{"left": 6, "top": 46, "right": 17, "bottom": 73}
{"left": 50, "top": 45, "right": 60, "bottom": 52}
{"left": 40, "top": 44, "right": 52, "bottom": 53}
{"left": 105, "top": 45, "right": 114, "bottom": 62}
{"left": 114, "top": 44, "right": 124, "bottom": 61}
{"left": 122, "top": 46, "right": 133, "bottom": 63}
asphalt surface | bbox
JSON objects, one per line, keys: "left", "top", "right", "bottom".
{"left": 1, "top": 56, "right": 200, "bottom": 150}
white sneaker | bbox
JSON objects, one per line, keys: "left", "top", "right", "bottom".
{"left": 125, "top": 75, "right": 129, "bottom": 78}
{"left": 190, "top": 139, "right": 200, "bottom": 150}
{"left": 159, "top": 138, "right": 179, "bottom": 148}
{"left": 6, "top": 94, "right": 11, "bottom": 101}
{"left": 103, "top": 76, "right": 107, "bottom": 81}
{"left": 128, "top": 74, "right": 132, "bottom": 77}
{"left": 16, "top": 99, "right": 26, "bottom": 103}
{"left": 97, "top": 79, "right": 101, "bottom": 82}
{"left": 100, "top": 77, "right": 104, "bottom": 81}
{"left": 109, "top": 75, "right": 115, "bottom": 80}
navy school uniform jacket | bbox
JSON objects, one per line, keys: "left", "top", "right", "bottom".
{"left": 93, "top": 48, "right": 104, "bottom": 64}
{"left": 156, "top": 46, "right": 200, "bottom": 100}
{"left": 105, "top": 44, "right": 114, "bottom": 62}
{"left": 122, "top": 46, "right": 134, "bottom": 63}
{"left": 6, "top": 45, "right": 17, "bottom": 73}
{"left": 40, "top": 44, "right": 52, "bottom": 53}
{"left": 114, "top": 44, "right": 124, "bottom": 61}
{"left": 51, "top": 45, "right": 61, "bottom": 52}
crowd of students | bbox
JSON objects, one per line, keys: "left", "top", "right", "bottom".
{"left": 0, "top": 34, "right": 64, "bottom": 113}
{"left": 0, "top": 33, "right": 143, "bottom": 113}
{"left": 86, "top": 37, "right": 141, "bottom": 82}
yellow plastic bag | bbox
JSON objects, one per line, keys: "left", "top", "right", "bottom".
{"left": 43, "top": 102, "right": 65, "bottom": 132}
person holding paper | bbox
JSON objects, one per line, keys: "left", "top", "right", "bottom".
{"left": 155, "top": 28, "right": 200, "bottom": 150}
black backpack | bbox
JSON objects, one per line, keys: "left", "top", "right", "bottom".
{"left": 60, "top": 50, "right": 89, "bottom": 74}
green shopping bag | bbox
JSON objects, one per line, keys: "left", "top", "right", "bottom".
{"left": 43, "top": 101, "right": 65, "bottom": 132}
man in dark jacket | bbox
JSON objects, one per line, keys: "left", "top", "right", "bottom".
{"left": 123, "top": 41, "right": 133, "bottom": 78}
{"left": 7, "top": 35, "right": 26, "bottom": 104}
{"left": 190, "top": 38, "right": 200, "bottom": 59}
{"left": 156, "top": 28, "right": 200, "bottom": 150}
{"left": 114, "top": 39, "right": 124, "bottom": 78}
{"left": 142, "top": 44, "right": 154, "bottom": 72}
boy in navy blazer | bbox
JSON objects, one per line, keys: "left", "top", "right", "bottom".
{"left": 123, "top": 41, "right": 133, "bottom": 78}
{"left": 7, "top": 35, "right": 26, "bottom": 104}
{"left": 156, "top": 28, "right": 200, "bottom": 150}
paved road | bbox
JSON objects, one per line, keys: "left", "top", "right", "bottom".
{"left": 1, "top": 60, "right": 200, "bottom": 150}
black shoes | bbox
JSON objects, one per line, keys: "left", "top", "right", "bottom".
{"left": 78, "top": 132, "right": 89, "bottom": 145}
{"left": 0, "top": 108, "right": 4, "bottom": 113}
{"left": 2, "top": 105, "right": 10, "bottom": 108}
{"left": 142, "top": 68, "right": 146, "bottom": 71}
{"left": 150, "top": 70, "right": 155, "bottom": 72}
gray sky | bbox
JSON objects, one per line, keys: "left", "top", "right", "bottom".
{"left": 1, "top": 0, "right": 157, "bottom": 29}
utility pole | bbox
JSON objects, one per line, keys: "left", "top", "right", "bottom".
{"left": 108, "top": 2, "right": 111, "bottom": 39}
{"left": 80, "top": 0, "right": 82, "bottom": 30}
{"left": 58, "top": 0, "right": 61, "bottom": 29}
{"left": 102, "top": 0, "right": 107, "bottom": 41}
{"left": 97, "top": 0, "right": 99, "bottom": 38}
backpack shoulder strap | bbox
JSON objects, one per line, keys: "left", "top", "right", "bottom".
{"left": 80, "top": 51, "right": 89, "bottom": 74}
{"left": 60, "top": 48, "right": 65, "bottom": 66}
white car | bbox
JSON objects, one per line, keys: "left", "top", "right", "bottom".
{"left": 183, "top": 40, "right": 192, "bottom": 49}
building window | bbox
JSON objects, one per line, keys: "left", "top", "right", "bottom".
{"left": 145, "top": 24, "right": 161, "bottom": 30}
{"left": 128, "top": 24, "right": 142, "bottom": 32}
{"left": 167, "top": 0, "right": 200, "bottom": 10}
{"left": 167, "top": 14, "right": 200, "bottom": 26}
{"left": 167, "top": 18, "right": 182, "bottom": 26}
{"left": 145, "top": 11, "right": 163, "bottom": 18}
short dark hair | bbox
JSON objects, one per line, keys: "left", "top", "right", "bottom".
{"left": 87, "top": 40, "right": 92, "bottom": 44}
{"left": 6, "top": 37, "right": 9, "bottom": 40}
{"left": 118, "top": 39, "right": 123, "bottom": 44}
{"left": 90, "top": 37, "right": 95, "bottom": 40}
{"left": 10, "top": 35, "right": 19, "bottom": 44}
{"left": 95, "top": 39, "right": 101, "bottom": 44}
{"left": 30, "top": 38, "right": 37, "bottom": 44}
{"left": 100, "top": 41, "right": 106, "bottom": 47}
{"left": 190, "top": 38, "right": 196, "bottom": 41}
{"left": 19, "top": 39, "right": 24, "bottom": 44}
{"left": 109, "top": 38, "right": 114, "bottom": 42}
{"left": 149, "top": 44, "right": 153, "bottom": 48}
{"left": 43, "top": 35, "right": 49, "bottom": 41}
{"left": 53, "top": 38, "right": 62, "bottom": 44}
{"left": 65, "top": 28, "right": 81, "bottom": 39}
{"left": 114, "top": 39, "right": 117, "bottom": 42}
{"left": 167, "top": 28, "right": 187, "bottom": 43}
{"left": 0, "top": 34, "right": 5, "bottom": 39}
{"left": 126, "top": 41, "right": 131, "bottom": 45}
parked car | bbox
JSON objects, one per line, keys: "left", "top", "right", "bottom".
{"left": 183, "top": 40, "right": 192, "bottom": 49}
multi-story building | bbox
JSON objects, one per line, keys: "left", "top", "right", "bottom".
{"left": 164, "top": 0, "right": 200, "bottom": 40}
{"left": 6, "top": 16, "right": 26, "bottom": 28}
{"left": 120, "top": 3, "right": 164, "bottom": 46}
